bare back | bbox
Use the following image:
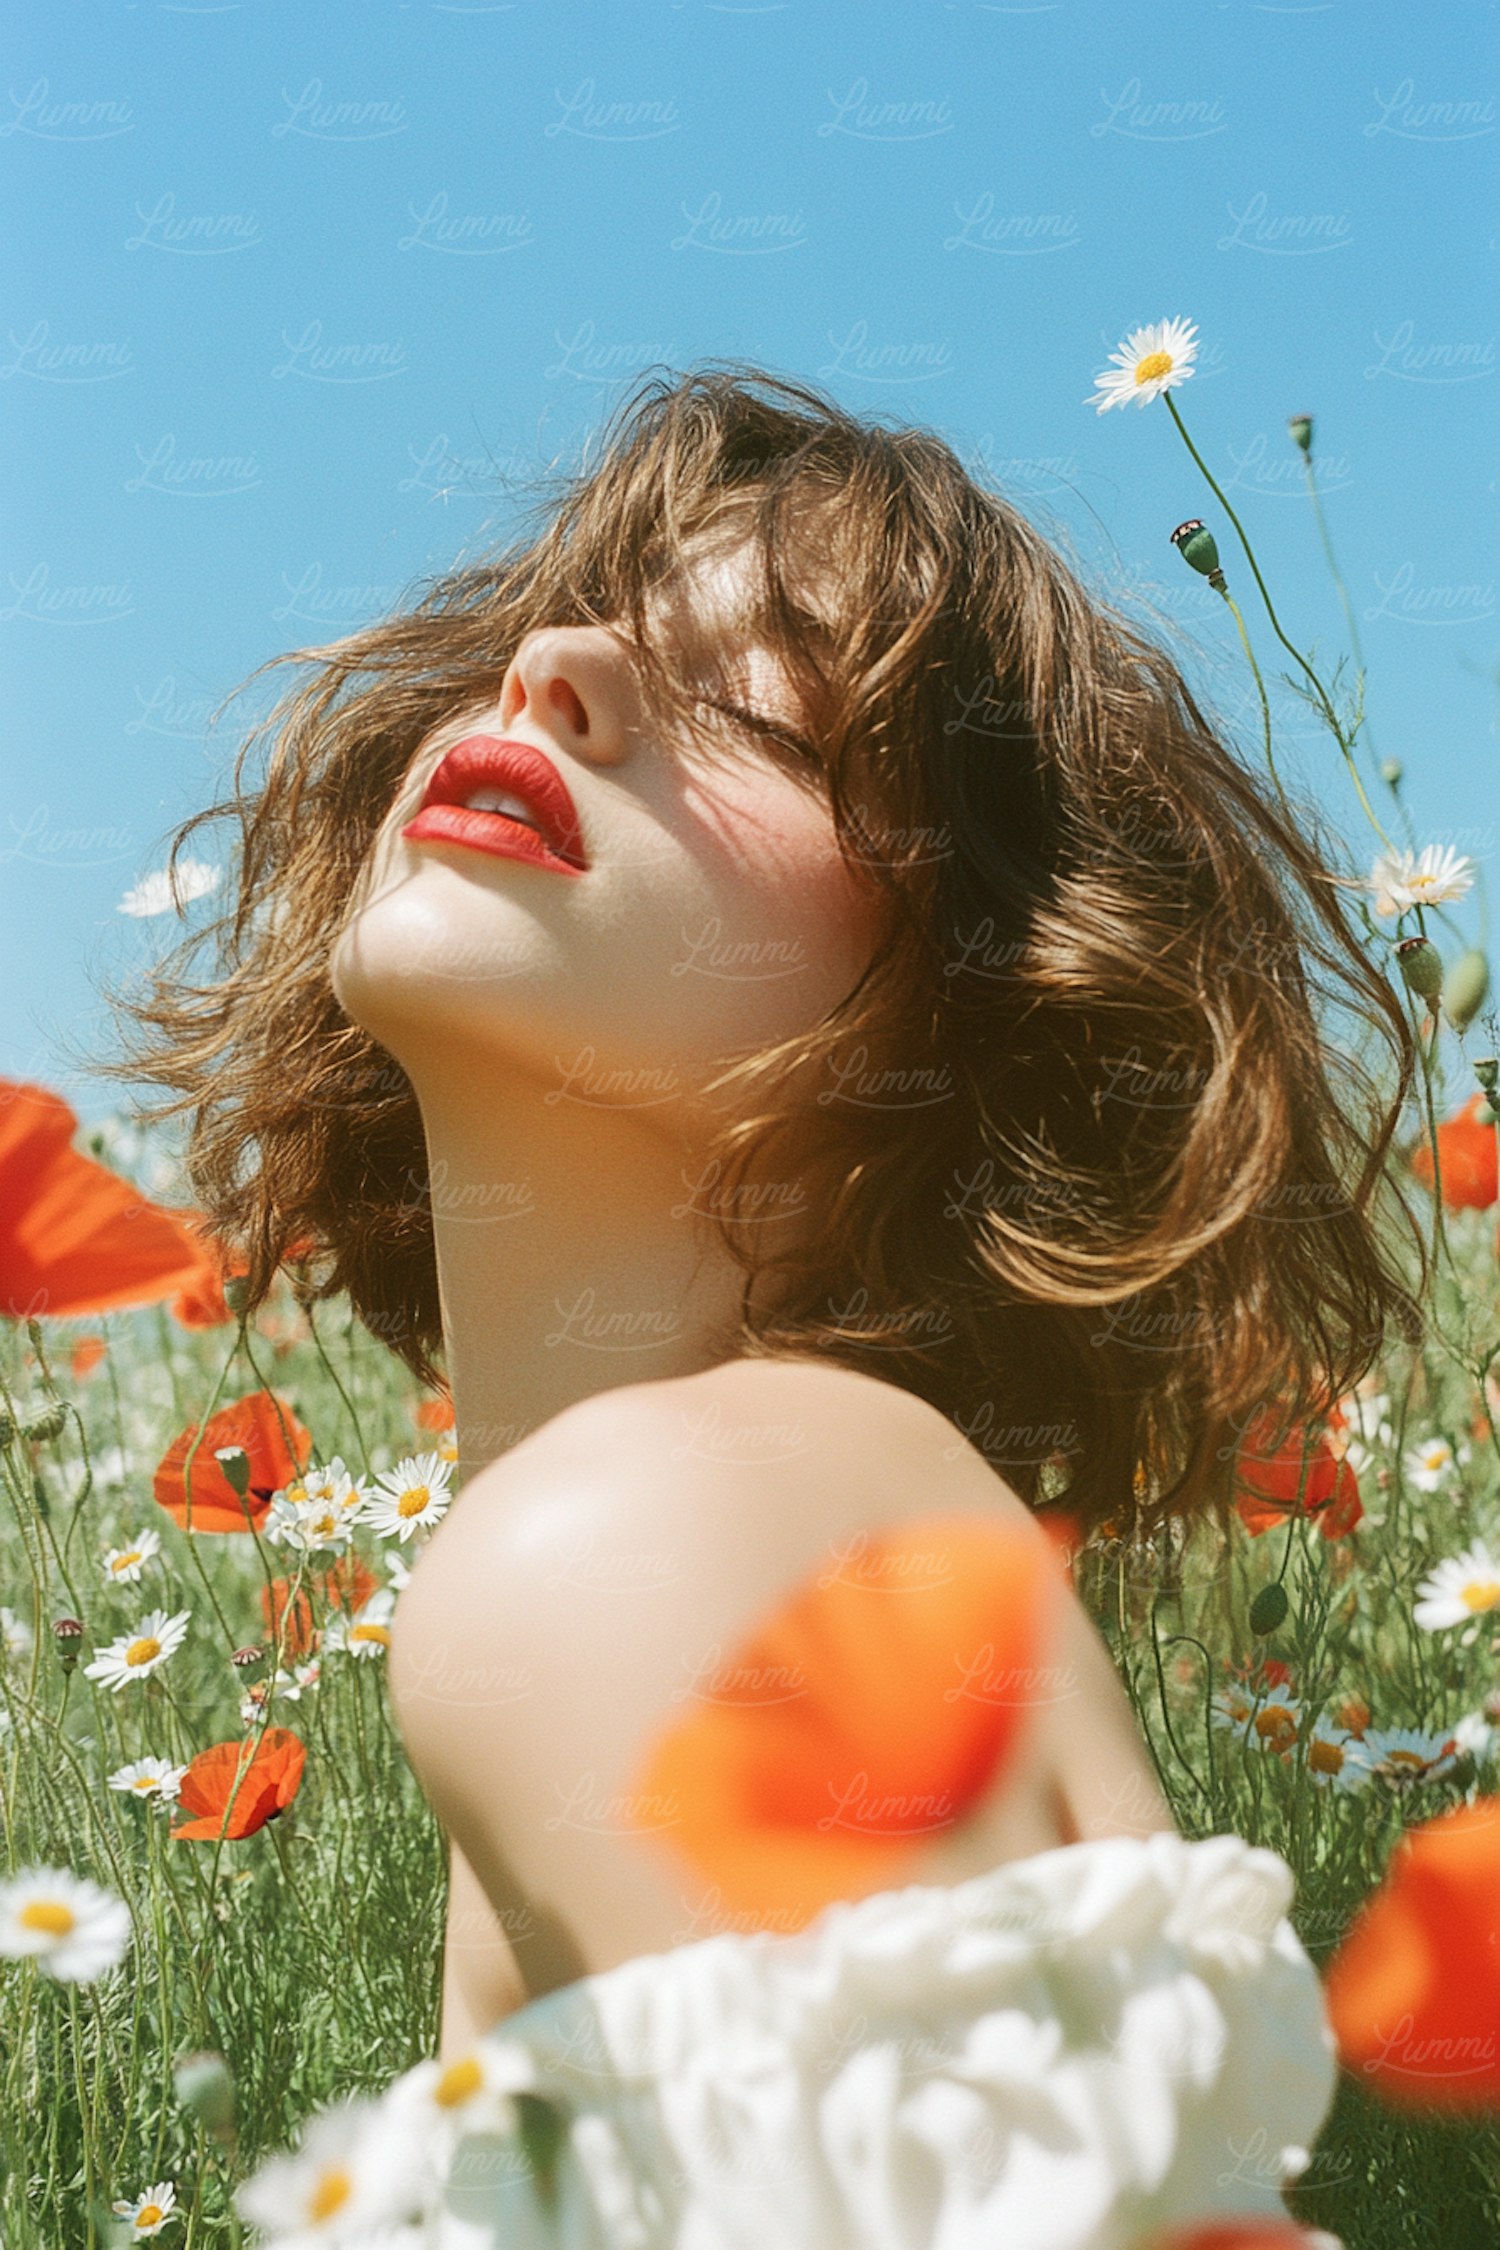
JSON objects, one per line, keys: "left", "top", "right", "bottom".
{"left": 388, "top": 1356, "right": 1177, "bottom": 2051}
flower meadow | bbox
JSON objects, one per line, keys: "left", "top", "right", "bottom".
{"left": 4, "top": 328, "right": 1500, "bottom": 2249}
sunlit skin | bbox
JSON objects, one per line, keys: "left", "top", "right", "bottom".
{"left": 333, "top": 542, "right": 1177, "bottom": 2062}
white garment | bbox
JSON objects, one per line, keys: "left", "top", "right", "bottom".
{"left": 414, "top": 1830, "right": 1339, "bottom": 2250}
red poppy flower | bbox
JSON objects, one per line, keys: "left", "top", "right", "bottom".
{"left": 1324, "top": 1798, "right": 1500, "bottom": 2112}
{"left": 1233, "top": 1414, "right": 1363, "bottom": 1540}
{"left": 170, "top": 1726, "right": 306, "bottom": 1840}
{"left": 153, "top": 1391, "right": 312, "bottom": 1534}
{"left": 0, "top": 1078, "right": 213, "bottom": 1320}
{"left": 70, "top": 1336, "right": 106, "bottom": 1380}
{"left": 168, "top": 1218, "right": 249, "bottom": 1328}
{"left": 1411, "top": 1094, "right": 1498, "bottom": 1211}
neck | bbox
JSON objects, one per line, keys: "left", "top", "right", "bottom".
{"left": 410, "top": 1068, "right": 759, "bottom": 1477}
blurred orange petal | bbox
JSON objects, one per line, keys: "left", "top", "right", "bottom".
{"left": 69, "top": 1335, "right": 106, "bottom": 1379}
{"left": 153, "top": 1391, "right": 311, "bottom": 1534}
{"left": 416, "top": 1391, "right": 455, "bottom": 1432}
{"left": 0, "top": 1078, "right": 211, "bottom": 1319}
{"left": 1325, "top": 1797, "right": 1500, "bottom": 2112}
{"left": 1411, "top": 1094, "right": 1498, "bottom": 1211}
{"left": 627, "top": 1513, "right": 1063, "bottom": 1932}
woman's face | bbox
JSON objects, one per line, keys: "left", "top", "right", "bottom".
{"left": 331, "top": 544, "right": 889, "bottom": 1140}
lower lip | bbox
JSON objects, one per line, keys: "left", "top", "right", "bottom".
{"left": 402, "top": 804, "right": 586, "bottom": 877}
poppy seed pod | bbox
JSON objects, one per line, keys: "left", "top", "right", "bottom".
{"left": 213, "top": 1445, "right": 251, "bottom": 1499}
{"left": 52, "top": 1615, "right": 84, "bottom": 1672}
{"left": 1475, "top": 1057, "right": 1497, "bottom": 1093}
{"left": 1396, "top": 936, "right": 1444, "bottom": 1000}
{"left": 1169, "top": 519, "right": 1225, "bottom": 588}
{"left": 1443, "top": 948, "right": 1491, "bottom": 1033}
{"left": 1287, "top": 413, "right": 1314, "bottom": 455}
{"left": 23, "top": 1401, "right": 67, "bottom": 1444}
{"left": 173, "top": 2049, "right": 236, "bottom": 2139}
{"left": 1380, "top": 757, "right": 1404, "bottom": 787}
{"left": 223, "top": 1274, "right": 252, "bottom": 1317}
{"left": 1249, "top": 1581, "right": 1290, "bottom": 1635}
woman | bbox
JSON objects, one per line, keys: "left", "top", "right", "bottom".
{"left": 125, "top": 366, "right": 1413, "bottom": 2248}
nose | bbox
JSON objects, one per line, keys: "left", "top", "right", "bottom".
{"left": 498, "top": 625, "right": 632, "bottom": 765}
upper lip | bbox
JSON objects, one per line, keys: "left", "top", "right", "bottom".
{"left": 416, "top": 736, "right": 588, "bottom": 868}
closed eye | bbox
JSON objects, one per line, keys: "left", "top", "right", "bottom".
{"left": 691, "top": 693, "right": 823, "bottom": 770}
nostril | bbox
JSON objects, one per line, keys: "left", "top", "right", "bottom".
{"left": 546, "top": 676, "right": 589, "bottom": 737}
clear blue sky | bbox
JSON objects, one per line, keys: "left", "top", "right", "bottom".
{"left": 4, "top": 0, "right": 1495, "bottom": 1116}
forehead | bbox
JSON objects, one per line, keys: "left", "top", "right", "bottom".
{"left": 646, "top": 526, "right": 836, "bottom": 684}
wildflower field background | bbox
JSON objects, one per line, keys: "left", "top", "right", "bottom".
{"left": 2, "top": 1059, "right": 1499, "bottom": 2245}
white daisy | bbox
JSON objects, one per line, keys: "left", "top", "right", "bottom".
{"left": 117, "top": 859, "right": 221, "bottom": 918}
{"left": 1413, "top": 1540, "right": 1500, "bottom": 1630}
{"left": 107, "top": 1756, "right": 187, "bottom": 1804}
{"left": 1304, "top": 1723, "right": 1371, "bottom": 1793}
{"left": 1, "top": 1606, "right": 35, "bottom": 1659}
{"left": 110, "top": 2179, "right": 178, "bottom": 2238}
{"left": 1346, "top": 1724, "right": 1461, "bottom": 1791}
{"left": 385, "top": 1552, "right": 412, "bottom": 1593}
{"left": 1368, "top": 844, "right": 1476, "bottom": 918}
{"left": 1211, "top": 1685, "right": 1303, "bottom": 1754}
{"left": 436, "top": 1430, "right": 459, "bottom": 1467}
{"left": 1453, "top": 1710, "right": 1499, "bottom": 1764}
{"left": 82, "top": 1607, "right": 191, "bottom": 1692}
{"left": 322, "top": 1589, "right": 397, "bottom": 1661}
{"left": 102, "top": 1527, "right": 164, "bottom": 1585}
{"left": 360, "top": 1453, "right": 453, "bottom": 1544}
{"left": 1403, "top": 1436, "right": 1466, "bottom": 1492}
{"left": 1088, "top": 316, "right": 1199, "bottom": 413}
{"left": 384, "top": 2038, "right": 539, "bottom": 2148}
{"left": 239, "top": 1669, "right": 300, "bottom": 1727}
{"left": 264, "top": 1489, "right": 356, "bottom": 1556}
{"left": 0, "top": 1865, "right": 132, "bottom": 1982}
{"left": 235, "top": 2091, "right": 434, "bottom": 2245}
{"left": 293, "top": 1656, "right": 322, "bottom": 1696}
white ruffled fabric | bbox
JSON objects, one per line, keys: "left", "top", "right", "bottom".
{"left": 415, "top": 1830, "right": 1339, "bottom": 2250}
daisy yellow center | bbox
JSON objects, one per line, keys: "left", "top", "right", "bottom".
{"left": 112, "top": 1552, "right": 142, "bottom": 1574}
{"left": 126, "top": 1637, "right": 162, "bottom": 1668}
{"left": 309, "top": 2167, "right": 353, "bottom": 2223}
{"left": 397, "top": 1486, "right": 430, "bottom": 1518}
{"left": 284, "top": 1483, "right": 307, "bottom": 1506}
{"left": 435, "top": 2056, "right": 484, "bottom": 2108}
{"left": 137, "top": 2205, "right": 164, "bottom": 2227}
{"left": 1462, "top": 1580, "right": 1500, "bottom": 1613}
{"left": 310, "top": 1513, "right": 338, "bottom": 1538}
{"left": 1421, "top": 1448, "right": 1449, "bottom": 1468}
{"left": 1308, "top": 1738, "right": 1344, "bottom": 1775}
{"left": 1254, "top": 1704, "right": 1298, "bottom": 1751}
{"left": 19, "top": 1899, "right": 76, "bottom": 1937}
{"left": 1385, "top": 1750, "right": 1426, "bottom": 1777}
{"left": 351, "top": 1624, "right": 391, "bottom": 1648}
{"left": 132, "top": 1778, "right": 158, "bottom": 1793}
{"left": 1134, "top": 350, "right": 1174, "bottom": 384}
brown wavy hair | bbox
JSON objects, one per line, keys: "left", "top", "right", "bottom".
{"left": 110, "top": 361, "right": 1424, "bottom": 1538}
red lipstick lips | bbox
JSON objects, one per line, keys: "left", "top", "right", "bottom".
{"left": 403, "top": 736, "right": 588, "bottom": 876}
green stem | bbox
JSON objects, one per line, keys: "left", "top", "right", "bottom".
{"left": 1217, "top": 585, "right": 1285, "bottom": 802}
{"left": 1164, "top": 394, "right": 1395, "bottom": 851}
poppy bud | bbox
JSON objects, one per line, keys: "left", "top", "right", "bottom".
{"left": 213, "top": 1446, "right": 251, "bottom": 1499}
{"left": 0, "top": 1413, "right": 13, "bottom": 1447}
{"left": 173, "top": 2049, "right": 236, "bottom": 2139}
{"left": 1475, "top": 1057, "right": 1498, "bottom": 1094}
{"left": 52, "top": 1616, "right": 84, "bottom": 1672}
{"left": 23, "top": 1402, "right": 67, "bottom": 1444}
{"left": 230, "top": 1644, "right": 264, "bottom": 1671}
{"left": 224, "top": 1275, "right": 252, "bottom": 1317}
{"left": 1396, "top": 936, "right": 1443, "bottom": 1000}
{"left": 1443, "top": 948, "right": 1490, "bottom": 1033}
{"left": 1249, "top": 1581, "right": 1289, "bottom": 1635}
{"left": 1287, "top": 413, "right": 1313, "bottom": 455}
{"left": 1380, "top": 757, "right": 1404, "bottom": 787}
{"left": 1169, "top": 519, "right": 1226, "bottom": 589}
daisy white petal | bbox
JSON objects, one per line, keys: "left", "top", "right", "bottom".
{"left": 81, "top": 1608, "right": 191, "bottom": 1691}
{"left": 1088, "top": 316, "right": 1199, "bottom": 413}
{"left": 0, "top": 1864, "right": 132, "bottom": 1982}
{"left": 1368, "top": 844, "right": 1476, "bottom": 918}
{"left": 109, "top": 2180, "right": 178, "bottom": 2238}
{"left": 107, "top": 1756, "right": 187, "bottom": 1804}
{"left": 361, "top": 1454, "right": 454, "bottom": 1545}
{"left": 117, "top": 860, "right": 221, "bottom": 918}
{"left": 1413, "top": 1541, "right": 1500, "bottom": 1630}
{"left": 323, "top": 1590, "right": 397, "bottom": 1661}
{"left": 1403, "top": 1436, "right": 1464, "bottom": 1492}
{"left": 102, "top": 1527, "right": 164, "bottom": 1585}
{"left": 1346, "top": 1724, "right": 1461, "bottom": 1790}
{"left": 1, "top": 1606, "right": 35, "bottom": 1659}
{"left": 235, "top": 2092, "right": 434, "bottom": 2245}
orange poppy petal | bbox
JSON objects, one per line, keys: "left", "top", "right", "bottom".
{"left": 1411, "top": 1095, "right": 1499, "bottom": 1211}
{"left": 154, "top": 1391, "right": 311, "bottom": 1534}
{"left": 628, "top": 1513, "right": 1061, "bottom": 1931}
{"left": 0, "top": 1079, "right": 214, "bottom": 1319}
